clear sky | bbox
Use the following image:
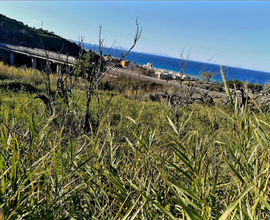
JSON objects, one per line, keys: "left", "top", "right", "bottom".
{"left": 0, "top": 1, "right": 269, "bottom": 72}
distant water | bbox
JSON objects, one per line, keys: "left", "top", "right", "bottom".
{"left": 86, "top": 44, "right": 270, "bottom": 85}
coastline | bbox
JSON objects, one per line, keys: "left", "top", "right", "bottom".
{"left": 136, "top": 58, "right": 270, "bottom": 85}
{"left": 83, "top": 43, "right": 270, "bottom": 84}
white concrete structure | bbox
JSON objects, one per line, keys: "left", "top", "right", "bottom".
{"left": 0, "top": 42, "right": 75, "bottom": 69}
{"left": 143, "top": 62, "right": 154, "bottom": 69}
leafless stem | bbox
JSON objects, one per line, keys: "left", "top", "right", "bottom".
{"left": 84, "top": 19, "right": 142, "bottom": 133}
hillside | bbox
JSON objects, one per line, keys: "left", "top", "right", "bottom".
{"left": 1, "top": 61, "right": 270, "bottom": 219}
{"left": 0, "top": 14, "right": 80, "bottom": 57}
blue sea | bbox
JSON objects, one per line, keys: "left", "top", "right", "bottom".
{"left": 86, "top": 44, "right": 270, "bottom": 85}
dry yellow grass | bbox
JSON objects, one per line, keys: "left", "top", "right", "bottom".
{"left": 0, "top": 61, "right": 57, "bottom": 86}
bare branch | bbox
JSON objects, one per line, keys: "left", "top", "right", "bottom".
{"left": 90, "top": 19, "right": 142, "bottom": 92}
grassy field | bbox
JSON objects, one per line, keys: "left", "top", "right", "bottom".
{"left": 1, "top": 62, "right": 270, "bottom": 219}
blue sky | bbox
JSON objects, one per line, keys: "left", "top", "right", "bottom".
{"left": 0, "top": 1, "right": 269, "bottom": 72}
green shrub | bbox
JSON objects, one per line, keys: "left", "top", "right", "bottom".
{"left": 225, "top": 79, "right": 263, "bottom": 92}
{"left": 98, "top": 80, "right": 114, "bottom": 91}
{"left": 225, "top": 79, "right": 244, "bottom": 88}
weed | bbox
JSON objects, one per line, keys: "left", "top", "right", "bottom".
{"left": 0, "top": 61, "right": 270, "bottom": 219}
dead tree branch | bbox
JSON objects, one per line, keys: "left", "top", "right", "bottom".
{"left": 84, "top": 19, "right": 142, "bottom": 133}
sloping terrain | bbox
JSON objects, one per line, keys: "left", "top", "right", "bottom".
{"left": 0, "top": 14, "right": 80, "bottom": 56}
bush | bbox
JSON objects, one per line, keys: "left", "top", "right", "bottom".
{"left": 225, "top": 79, "right": 244, "bottom": 89}
{"left": 247, "top": 82, "right": 263, "bottom": 92}
{"left": 98, "top": 80, "right": 114, "bottom": 91}
{"left": 225, "top": 79, "right": 264, "bottom": 92}
{"left": 209, "top": 83, "right": 224, "bottom": 92}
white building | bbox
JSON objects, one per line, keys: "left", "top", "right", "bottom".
{"left": 143, "top": 62, "right": 154, "bottom": 69}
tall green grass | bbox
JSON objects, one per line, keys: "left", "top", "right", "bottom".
{"left": 0, "top": 63, "right": 270, "bottom": 219}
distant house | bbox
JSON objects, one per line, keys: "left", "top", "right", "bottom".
{"left": 121, "top": 60, "right": 129, "bottom": 67}
{"left": 121, "top": 60, "right": 138, "bottom": 68}
{"left": 181, "top": 74, "right": 188, "bottom": 80}
{"left": 162, "top": 73, "right": 173, "bottom": 79}
{"left": 143, "top": 62, "right": 154, "bottom": 69}
{"left": 155, "top": 71, "right": 172, "bottom": 79}
{"left": 111, "top": 57, "right": 119, "bottom": 63}
{"left": 111, "top": 57, "right": 122, "bottom": 67}
{"left": 155, "top": 71, "right": 161, "bottom": 79}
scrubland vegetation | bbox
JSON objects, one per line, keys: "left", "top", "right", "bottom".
{"left": 1, "top": 61, "right": 270, "bottom": 220}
